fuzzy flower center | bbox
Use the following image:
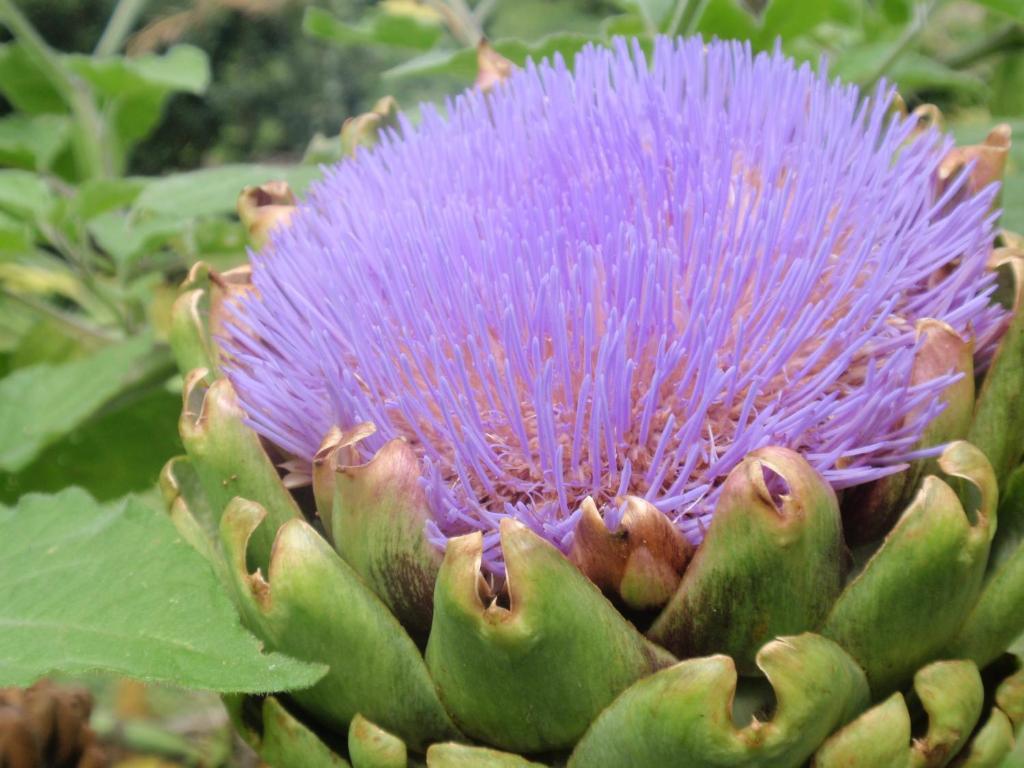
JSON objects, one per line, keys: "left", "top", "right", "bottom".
{"left": 224, "top": 38, "right": 1002, "bottom": 570}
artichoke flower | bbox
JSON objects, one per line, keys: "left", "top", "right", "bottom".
{"left": 165, "top": 37, "right": 1024, "bottom": 768}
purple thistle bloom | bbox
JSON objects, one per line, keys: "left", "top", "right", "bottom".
{"left": 223, "top": 37, "right": 1004, "bottom": 572}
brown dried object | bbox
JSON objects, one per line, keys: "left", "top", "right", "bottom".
{"left": 0, "top": 681, "right": 106, "bottom": 768}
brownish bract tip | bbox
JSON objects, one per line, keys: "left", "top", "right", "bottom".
{"left": 938, "top": 123, "right": 1012, "bottom": 205}
{"left": 237, "top": 180, "right": 297, "bottom": 249}
{"left": 341, "top": 96, "right": 399, "bottom": 157}
{"left": 475, "top": 39, "right": 514, "bottom": 93}
{"left": 569, "top": 496, "right": 693, "bottom": 610}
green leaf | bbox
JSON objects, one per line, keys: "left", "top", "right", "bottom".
{"left": 0, "top": 335, "right": 165, "bottom": 473}
{"left": 0, "top": 114, "right": 72, "bottom": 171}
{"left": 87, "top": 211, "right": 183, "bottom": 266}
{"left": 71, "top": 177, "right": 148, "bottom": 220}
{"left": 303, "top": 7, "right": 442, "bottom": 52}
{"left": 133, "top": 164, "right": 322, "bottom": 220}
{"left": 0, "top": 488, "right": 326, "bottom": 692}
{"left": 0, "top": 170, "right": 55, "bottom": 221}
{"left": 66, "top": 45, "right": 211, "bottom": 99}
{"left": 633, "top": 0, "right": 675, "bottom": 29}
{"left": 971, "top": 0, "right": 1024, "bottom": 23}
{"left": 992, "top": 54, "right": 1024, "bottom": 117}
{"left": 600, "top": 13, "right": 648, "bottom": 37}
{"left": 757, "top": 0, "right": 855, "bottom": 45}
{"left": 887, "top": 54, "right": 985, "bottom": 94}
{"left": 694, "top": 0, "right": 759, "bottom": 41}
{"left": 0, "top": 43, "right": 65, "bottom": 114}
{"left": 0, "top": 389, "right": 182, "bottom": 505}
{"left": 5, "top": 316, "right": 100, "bottom": 369}
{"left": 65, "top": 46, "right": 211, "bottom": 160}
{"left": 0, "top": 295, "right": 36, "bottom": 356}
{"left": 0, "top": 210, "right": 32, "bottom": 253}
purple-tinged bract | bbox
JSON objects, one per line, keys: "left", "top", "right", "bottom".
{"left": 223, "top": 37, "right": 1004, "bottom": 570}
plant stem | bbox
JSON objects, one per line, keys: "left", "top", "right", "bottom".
{"left": 1, "top": 288, "right": 119, "bottom": 342}
{"left": 0, "top": 0, "right": 112, "bottom": 179}
{"left": 472, "top": 0, "right": 499, "bottom": 27}
{"left": 861, "top": 0, "right": 935, "bottom": 89}
{"left": 424, "top": 0, "right": 481, "bottom": 46}
{"left": 94, "top": 0, "right": 148, "bottom": 56}
{"left": 667, "top": 0, "right": 709, "bottom": 37}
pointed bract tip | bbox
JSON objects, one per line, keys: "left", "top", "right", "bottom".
{"left": 475, "top": 39, "right": 514, "bottom": 92}
{"left": 238, "top": 181, "right": 297, "bottom": 250}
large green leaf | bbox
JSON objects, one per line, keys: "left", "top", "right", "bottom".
{"left": 71, "top": 177, "right": 148, "bottom": 221}
{"left": 0, "top": 43, "right": 65, "bottom": 115}
{"left": 0, "top": 210, "right": 31, "bottom": 253}
{"left": 0, "top": 169, "right": 55, "bottom": 221}
{"left": 0, "top": 488, "right": 325, "bottom": 692}
{"left": 0, "top": 114, "right": 72, "bottom": 171}
{"left": 67, "top": 45, "right": 212, "bottom": 161}
{"left": 67, "top": 45, "right": 210, "bottom": 99}
{"left": 0, "top": 388, "right": 182, "bottom": 504}
{"left": 87, "top": 210, "right": 184, "bottom": 267}
{"left": 972, "top": 0, "right": 1024, "bottom": 23}
{"left": 133, "top": 164, "right": 322, "bottom": 220}
{"left": 0, "top": 335, "right": 166, "bottom": 472}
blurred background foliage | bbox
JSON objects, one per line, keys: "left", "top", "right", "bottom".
{"left": 0, "top": 0, "right": 1021, "bottom": 763}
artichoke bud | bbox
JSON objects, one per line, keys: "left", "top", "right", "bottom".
{"left": 648, "top": 447, "right": 844, "bottom": 671}
{"left": 970, "top": 247, "right": 1024, "bottom": 485}
{"left": 159, "top": 456, "right": 229, "bottom": 585}
{"left": 312, "top": 423, "right": 377, "bottom": 539}
{"left": 220, "top": 499, "right": 459, "bottom": 752}
{"left": 170, "top": 263, "right": 255, "bottom": 376}
{"left": 425, "top": 518, "right": 674, "bottom": 753}
{"left": 996, "top": 662, "right": 1024, "bottom": 731}
{"left": 237, "top": 180, "right": 297, "bottom": 249}
{"left": 169, "top": 288, "right": 216, "bottom": 376}
{"left": 243, "top": 695, "right": 351, "bottom": 768}
{"left": 947, "top": 464, "right": 1024, "bottom": 668}
{"left": 843, "top": 319, "right": 974, "bottom": 544}
{"left": 475, "top": 40, "right": 514, "bottom": 93}
{"left": 426, "top": 742, "right": 546, "bottom": 767}
{"left": 813, "top": 659, "right": 984, "bottom": 768}
{"left": 958, "top": 708, "right": 1016, "bottom": 768}
{"left": 569, "top": 495, "right": 693, "bottom": 610}
{"left": 179, "top": 371, "right": 302, "bottom": 570}
{"left": 569, "top": 633, "right": 869, "bottom": 767}
{"left": 341, "top": 97, "right": 399, "bottom": 158}
{"left": 822, "top": 441, "right": 996, "bottom": 696}
{"left": 349, "top": 714, "right": 407, "bottom": 768}
{"left": 327, "top": 435, "right": 443, "bottom": 644}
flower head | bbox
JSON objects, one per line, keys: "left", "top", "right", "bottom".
{"left": 223, "top": 37, "right": 1003, "bottom": 571}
